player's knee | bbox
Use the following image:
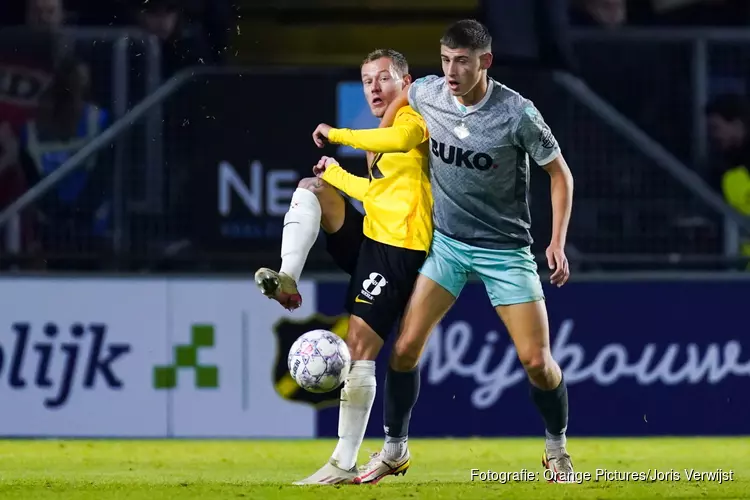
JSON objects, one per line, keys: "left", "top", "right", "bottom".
{"left": 345, "top": 316, "right": 383, "bottom": 361}
{"left": 298, "top": 177, "right": 340, "bottom": 213}
{"left": 390, "top": 338, "right": 423, "bottom": 371}
{"left": 297, "top": 177, "right": 328, "bottom": 196}
{"left": 518, "top": 348, "right": 552, "bottom": 376}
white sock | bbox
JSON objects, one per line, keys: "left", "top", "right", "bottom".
{"left": 546, "top": 430, "right": 567, "bottom": 452}
{"left": 330, "top": 360, "right": 376, "bottom": 471}
{"left": 279, "top": 188, "right": 321, "bottom": 283}
{"left": 384, "top": 435, "right": 408, "bottom": 461}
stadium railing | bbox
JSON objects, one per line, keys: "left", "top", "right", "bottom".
{"left": 549, "top": 71, "right": 750, "bottom": 261}
{"left": 60, "top": 27, "right": 165, "bottom": 221}
{"left": 570, "top": 27, "right": 750, "bottom": 261}
{"left": 0, "top": 67, "right": 213, "bottom": 271}
{"left": 2, "top": 27, "right": 162, "bottom": 254}
{"left": 478, "top": 62, "right": 750, "bottom": 269}
{"left": 0, "top": 27, "right": 163, "bottom": 264}
{"left": 0, "top": 45, "right": 749, "bottom": 272}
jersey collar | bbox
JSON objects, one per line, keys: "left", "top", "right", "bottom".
{"left": 452, "top": 78, "right": 494, "bottom": 114}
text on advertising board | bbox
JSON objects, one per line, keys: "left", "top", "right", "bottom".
{"left": 2, "top": 322, "right": 130, "bottom": 409}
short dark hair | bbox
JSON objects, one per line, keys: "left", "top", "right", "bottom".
{"left": 440, "top": 19, "right": 492, "bottom": 52}
{"left": 705, "top": 93, "right": 750, "bottom": 122}
{"left": 362, "top": 49, "right": 409, "bottom": 78}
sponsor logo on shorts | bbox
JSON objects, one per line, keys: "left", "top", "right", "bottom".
{"left": 360, "top": 272, "right": 387, "bottom": 301}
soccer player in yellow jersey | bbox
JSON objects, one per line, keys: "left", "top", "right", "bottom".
{"left": 254, "top": 49, "right": 432, "bottom": 484}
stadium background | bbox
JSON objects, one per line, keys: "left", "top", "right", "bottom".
{"left": 0, "top": 0, "right": 749, "bottom": 495}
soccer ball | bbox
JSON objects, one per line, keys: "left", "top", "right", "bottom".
{"left": 287, "top": 329, "right": 351, "bottom": 393}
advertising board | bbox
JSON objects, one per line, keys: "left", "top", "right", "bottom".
{"left": 3, "top": 276, "right": 748, "bottom": 438}
{"left": 0, "top": 278, "right": 168, "bottom": 437}
{"left": 167, "top": 279, "right": 318, "bottom": 438}
{"left": 314, "top": 279, "right": 750, "bottom": 437}
{"left": 0, "top": 277, "right": 317, "bottom": 438}
{"left": 172, "top": 72, "right": 365, "bottom": 251}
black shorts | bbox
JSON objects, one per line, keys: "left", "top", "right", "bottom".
{"left": 326, "top": 202, "right": 426, "bottom": 339}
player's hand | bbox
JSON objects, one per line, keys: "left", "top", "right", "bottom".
{"left": 313, "top": 156, "right": 328, "bottom": 177}
{"left": 312, "top": 123, "right": 333, "bottom": 148}
{"left": 546, "top": 243, "right": 570, "bottom": 287}
{"left": 312, "top": 156, "right": 339, "bottom": 177}
{"left": 324, "top": 156, "right": 339, "bottom": 168}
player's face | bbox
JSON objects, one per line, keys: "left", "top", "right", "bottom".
{"left": 440, "top": 46, "right": 491, "bottom": 96}
{"left": 361, "top": 58, "right": 404, "bottom": 118}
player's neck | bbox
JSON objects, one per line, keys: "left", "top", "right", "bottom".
{"left": 457, "top": 74, "right": 488, "bottom": 107}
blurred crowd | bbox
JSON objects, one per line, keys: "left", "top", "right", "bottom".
{"left": 0, "top": 0, "right": 748, "bottom": 269}
{"left": 0, "top": 0, "right": 234, "bottom": 261}
{"left": 563, "top": 0, "right": 750, "bottom": 264}
{"left": 0, "top": 0, "right": 234, "bottom": 71}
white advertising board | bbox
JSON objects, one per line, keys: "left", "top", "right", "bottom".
{"left": 0, "top": 277, "right": 317, "bottom": 438}
{"left": 166, "top": 280, "right": 317, "bottom": 437}
{"left": 0, "top": 279, "right": 169, "bottom": 437}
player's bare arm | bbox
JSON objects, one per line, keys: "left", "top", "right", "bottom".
{"left": 543, "top": 155, "right": 574, "bottom": 287}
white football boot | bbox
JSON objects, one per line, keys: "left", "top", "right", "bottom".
{"left": 542, "top": 447, "right": 575, "bottom": 483}
{"left": 353, "top": 450, "right": 410, "bottom": 485}
{"left": 292, "top": 458, "right": 358, "bottom": 485}
{"left": 254, "top": 268, "right": 302, "bottom": 311}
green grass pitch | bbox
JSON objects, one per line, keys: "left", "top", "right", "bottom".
{"left": 0, "top": 437, "right": 747, "bottom": 499}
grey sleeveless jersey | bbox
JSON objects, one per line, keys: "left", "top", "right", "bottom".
{"left": 408, "top": 75, "right": 561, "bottom": 249}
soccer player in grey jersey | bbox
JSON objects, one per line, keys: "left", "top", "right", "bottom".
{"left": 354, "top": 20, "right": 576, "bottom": 483}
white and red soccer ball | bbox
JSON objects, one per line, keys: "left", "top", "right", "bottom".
{"left": 287, "top": 329, "right": 351, "bottom": 393}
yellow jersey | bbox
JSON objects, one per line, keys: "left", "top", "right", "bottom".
{"left": 322, "top": 106, "right": 433, "bottom": 252}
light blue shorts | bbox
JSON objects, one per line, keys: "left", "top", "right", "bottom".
{"left": 420, "top": 231, "right": 545, "bottom": 307}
